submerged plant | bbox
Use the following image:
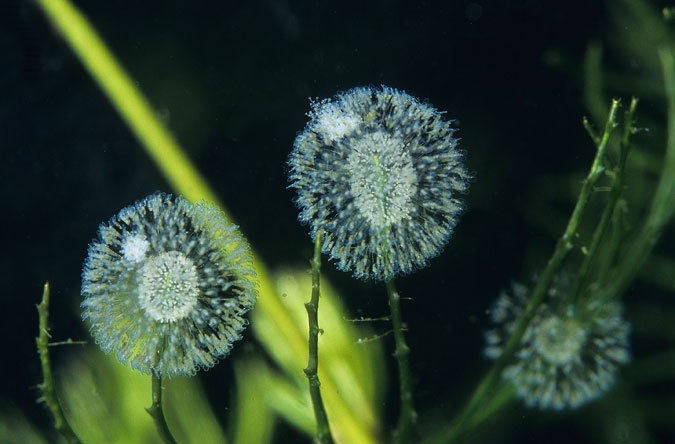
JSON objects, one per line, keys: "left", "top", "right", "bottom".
{"left": 81, "top": 192, "right": 258, "bottom": 378}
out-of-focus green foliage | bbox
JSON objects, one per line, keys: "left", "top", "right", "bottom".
{"left": 51, "top": 268, "right": 384, "bottom": 444}
{"left": 250, "top": 269, "right": 385, "bottom": 443}
{"left": 58, "top": 351, "right": 228, "bottom": 444}
{"left": 0, "top": 404, "right": 49, "bottom": 444}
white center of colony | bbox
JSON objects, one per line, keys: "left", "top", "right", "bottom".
{"left": 138, "top": 251, "right": 200, "bottom": 322}
{"left": 121, "top": 233, "right": 150, "bottom": 263}
{"left": 347, "top": 132, "right": 418, "bottom": 227}
{"left": 533, "top": 315, "right": 587, "bottom": 366}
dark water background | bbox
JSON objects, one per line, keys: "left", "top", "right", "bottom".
{"left": 2, "top": 0, "right": 672, "bottom": 442}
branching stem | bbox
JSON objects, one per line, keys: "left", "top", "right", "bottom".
{"left": 304, "top": 232, "right": 335, "bottom": 444}
{"left": 426, "top": 100, "right": 624, "bottom": 444}
{"left": 36, "top": 282, "right": 82, "bottom": 444}
{"left": 387, "top": 279, "right": 417, "bottom": 444}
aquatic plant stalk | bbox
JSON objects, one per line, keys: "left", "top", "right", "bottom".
{"left": 387, "top": 279, "right": 417, "bottom": 444}
{"left": 36, "top": 282, "right": 82, "bottom": 444}
{"left": 146, "top": 372, "right": 178, "bottom": 444}
{"left": 570, "top": 97, "right": 638, "bottom": 303}
{"left": 304, "top": 233, "right": 335, "bottom": 444}
{"left": 424, "top": 100, "right": 624, "bottom": 444}
{"left": 599, "top": 48, "right": 675, "bottom": 299}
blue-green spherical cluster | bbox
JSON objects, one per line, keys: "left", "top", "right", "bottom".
{"left": 81, "top": 192, "right": 257, "bottom": 378}
{"left": 288, "top": 85, "right": 470, "bottom": 281}
{"left": 484, "top": 279, "right": 631, "bottom": 410}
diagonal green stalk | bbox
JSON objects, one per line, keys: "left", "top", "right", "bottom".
{"left": 36, "top": 282, "right": 82, "bottom": 444}
{"left": 32, "top": 0, "right": 219, "bottom": 206}
{"left": 387, "top": 279, "right": 416, "bottom": 444}
{"left": 304, "top": 232, "right": 335, "bottom": 444}
{"left": 570, "top": 97, "right": 638, "bottom": 303}
{"left": 598, "top": 48, "right": 675, "bottom": 300}
{"left": 424, "top": 99, "right": 623, "bottom": 444}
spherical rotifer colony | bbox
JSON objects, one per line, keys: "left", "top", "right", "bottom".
{"left": 288, "top": 85, "right": 471, "bottom": 281}
{"left": 81, "top": 192, "right": 257, "bottom": 378}
{"left": 484, "top": 280, "right": 631, "bottom": 410}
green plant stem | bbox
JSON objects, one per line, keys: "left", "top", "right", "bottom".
{"left": 304, "top": 232, "right": 335, "bottom": 444}
{"left": 426, "top": 99, "right": 622, "bottom": 444}
{"left": 386, "top": 279, "right": 416, "bottom": 444}
{"left": 600, "top": 48, "right": 675, "bottom": 300}
{"left": 146, "top": 372, "right": 178, "bottom": 444}
{"left": 571, "top": 97, "right": 638, "bottom": 303}
{"left": 36, "top": 282, "right": 82, "bottom": 444}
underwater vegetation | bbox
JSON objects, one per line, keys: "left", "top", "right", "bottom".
{"left": 2, "top": 0, "right": 675, "bottom": 443}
